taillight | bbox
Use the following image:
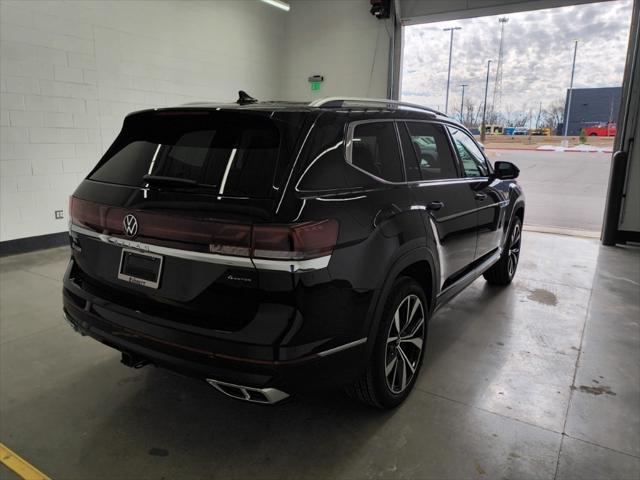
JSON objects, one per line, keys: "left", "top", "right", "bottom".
{"left": 69, "top": 196, "right": 102, "bottom": 230}
{"left": 208, "top": 224, "right": 251, "bottom": 257}
{"left": 252, "top": 220, "right": 339, "bottom": 260}
{"left": 70, "top": 197, "right": 338, "bottom": 261}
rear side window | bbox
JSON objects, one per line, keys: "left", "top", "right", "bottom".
{"left": 89, "top": 111, "right": 304, "bottom": 198}
{"left": 401, "top": 122, "right": 458, "bottom": 181}
{"left": 447, "top": 127, "right": 489, "bottom": 177}
{"left": 350, "top": 122, "right": 404, "bottom": 183}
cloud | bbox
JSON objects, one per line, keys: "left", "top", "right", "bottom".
{"left": 401, "top": 0, "right": 633, "bottom": 120}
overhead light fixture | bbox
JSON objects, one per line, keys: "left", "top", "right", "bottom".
{"left": 260, "top": 0, "right": 290, "bottom": 12}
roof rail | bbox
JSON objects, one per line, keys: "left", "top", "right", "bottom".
{"left": 309, "top": 97, "right": 446, "bottom": 117}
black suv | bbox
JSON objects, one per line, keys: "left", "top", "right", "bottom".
{"left": 63, "top": 95, "right": 524, "bottom": 409}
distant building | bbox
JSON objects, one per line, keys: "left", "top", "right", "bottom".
{"left": 562, "top": 87, "right": 621, "bottom": 135}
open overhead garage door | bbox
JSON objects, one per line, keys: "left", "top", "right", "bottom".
{"left": 389, "top": 0, "right": 639, "bottom": 244}
{"left": 398, "top": 0, "right": 610, "bottom": 24}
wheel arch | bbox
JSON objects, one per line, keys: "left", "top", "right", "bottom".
{"left": 513, "top": 203, "right": 525, "bottom": 222}
{"left": 502, "top": 197, "right": 525, "bottom": 249}
{"left": 363, "top": 247, "right": 437, "bottom": 360}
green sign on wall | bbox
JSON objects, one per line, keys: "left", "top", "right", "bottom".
{"left": 308, "top": 75, "right": 324, "bottom": 91}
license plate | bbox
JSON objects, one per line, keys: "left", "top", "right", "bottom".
{"left": 118, "top": 249, "right": 163, "bottom": 289}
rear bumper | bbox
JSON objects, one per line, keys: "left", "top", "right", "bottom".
{"left": 62, "top": 258, "right": 370, "bottom": 395}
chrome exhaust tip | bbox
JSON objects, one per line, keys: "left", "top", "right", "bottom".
{"left": 206, "top": 378, "right": 289, "bottom": 404}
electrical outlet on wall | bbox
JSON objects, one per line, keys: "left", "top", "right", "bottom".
{"left": 55, "top": 210, "right": 64, "bottom": 220}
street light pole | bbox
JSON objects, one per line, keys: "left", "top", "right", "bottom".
{"left": 459, "top": 84, "right": 468, "bottom": 123}
{"left": 443, "top": 26, "right": 461, "bottom": 115}
{"left": 563, "top": 40, "right": 579, "bottom": 137}
{"left": 481, "top": 60, "right": 492, "bottom": 143}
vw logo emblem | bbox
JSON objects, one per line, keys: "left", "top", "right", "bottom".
{"left": 122, "top": 214, "right": 138, "bottom": 238}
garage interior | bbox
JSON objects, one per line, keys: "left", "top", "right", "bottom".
{"left": 1, "top": 0, "right": 639, "bottom": 479}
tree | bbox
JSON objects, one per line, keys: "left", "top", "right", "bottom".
{"left": 512, "top": 114, "right": 529, "bottom": 127}
{"left": 541, "top": 98, "right": 564, "bottom": 132}
{"left": 452, "top": 99, "right": 481, "bottom": 127}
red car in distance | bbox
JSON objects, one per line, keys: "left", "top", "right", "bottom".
{"left": 583, "top": 123, "right": 617, "bottom": 136}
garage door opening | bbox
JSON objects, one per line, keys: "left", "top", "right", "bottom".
{"left": 400, "top": 0, "right": 633, "bottom": 235}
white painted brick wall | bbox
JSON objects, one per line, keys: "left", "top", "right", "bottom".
{"left": 1, "top": 0, "right": 385, "bottom": 243}
{"left": 0, "top": 0, "right": 287, "bottom": 241}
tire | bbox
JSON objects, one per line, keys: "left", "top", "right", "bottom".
{"left": 483, "top": 216, "right": 522, "bottom": 285}
{"left": 345, "top": 276, "right": 428, "bottom": 409}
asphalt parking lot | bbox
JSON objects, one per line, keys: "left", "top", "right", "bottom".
{"left": 486, "top": 149, "right": 612, "bottom": 233}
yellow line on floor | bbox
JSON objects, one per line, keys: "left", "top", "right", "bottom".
{"left": 0, "top": 443, "right": 51, "bottom": 480}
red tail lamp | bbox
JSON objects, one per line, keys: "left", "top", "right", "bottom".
{"left": 70, "top": 197, "right": 338, "bottom": 261}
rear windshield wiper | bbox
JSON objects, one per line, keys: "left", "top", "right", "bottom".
{"left": 142, "top": 175, "right": 198, "bottom": 188}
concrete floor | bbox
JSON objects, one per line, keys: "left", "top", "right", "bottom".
{"left": 486, "top": 150, "right": 610, "bottom": 233}
{"left": 0, "top": 232, "right": 639, "bottom": 479}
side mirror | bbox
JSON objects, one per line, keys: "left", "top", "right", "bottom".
{"left": 494, "top": 161, "right": 520, "bottom": 180}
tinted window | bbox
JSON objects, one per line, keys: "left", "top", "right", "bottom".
{"left": 350, "top": 122, "right": 403, "bottom": 182}
{"left": 297, "top": 121, "right": 377, "bottom": 192}
{"left": 402, "top": 122, "right": 458, "bottom": 180}
{"left": 447, "top": 127, "right": 489, "bottom": 177}
{"left": 89, "top": 111, "right": 304, "bottom": 198}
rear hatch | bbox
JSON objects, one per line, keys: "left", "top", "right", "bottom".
{"left": 68, "top": 108, "right": 332, "bottom": 334}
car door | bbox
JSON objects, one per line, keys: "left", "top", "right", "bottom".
{"left": 346, "top": 120, "right": 425, "bottom": 246}
{"left": 399, "top": 121, "right": 478, "bottom": 290}
{"left": 447, "top": 126, "right": 507, "bottom": 259}
{"left": 292, "top": 117, "right": 426, "bottom": 298}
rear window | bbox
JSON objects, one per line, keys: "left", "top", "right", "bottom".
{"left": 89, "top": 110, "right": 306, "bottom": 198}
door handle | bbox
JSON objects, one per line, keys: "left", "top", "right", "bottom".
{"left": 474, "top": 192, "right": 487, "bottom": 201}
{"left": 427, "top": 201, "right": 445, "bottom": 211}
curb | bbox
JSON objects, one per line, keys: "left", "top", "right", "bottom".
{"left": 523, "top": 224, "right": 601, "bottom": 239}
{"left": 486, "top": 147, "right": 612, "bottom": 153}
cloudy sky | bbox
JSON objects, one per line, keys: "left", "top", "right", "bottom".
{"left": 401, "top": 0, "right": 633, "bottom": 120}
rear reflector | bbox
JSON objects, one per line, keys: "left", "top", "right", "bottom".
{"left": 70, "top": 197, "right": 338, "bottom": 261}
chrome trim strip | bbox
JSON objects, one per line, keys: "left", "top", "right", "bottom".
{"left": 252, "top": 255, "right": 330, "bottom": 272}
{"left": 276, "top": 121, "right": 316, "bottom": 214}
{"left": 346, "top": 119, "right": 404, "bottom": 186}
{"left": 436, "top": 199, "right": 510, "bottom": 222}
{"left": 205, "top": 378, "right": 290, "bottom": 404}
{"left": 316, "top": 337, "right": 368, "bottom": 357}
{"left": 344, "top": 119, "right": 491, "bottom": 187}
{"left": 411, "top": 177, "right": 488, "bottom": 187}
{"left": 294, "top": 140, "right": 344, "bottom": 192}
{"left": 427, "top": 217, "right": 446, "bottom": 288}
{"left": 294, "top": 116, "right": 495, "bottom": 192}
{"left": 298, "top": 178, "right": 486, "bottom": 199}
{"left": 316, "top": 196, "right": 367, "bottom": 202}
{"left": 69, "top": 223, "right": 331, "bottom": 272}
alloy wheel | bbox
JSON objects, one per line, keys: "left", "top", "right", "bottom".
{"left": 384, "top": 294, "right": 425, "bottom": 394}
{"left": 507, "top": 222, "right": 521, "bottom": 278}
